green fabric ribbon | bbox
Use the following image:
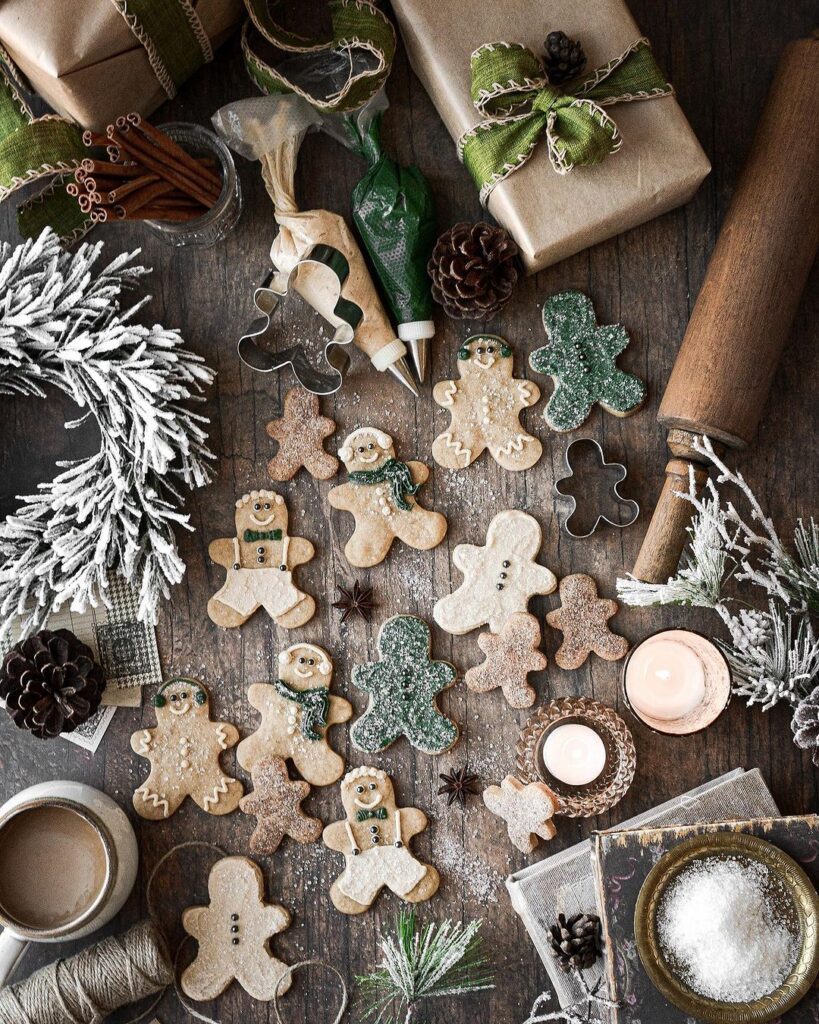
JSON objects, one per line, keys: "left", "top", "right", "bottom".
{"left": 349, "top": 458, "right": 419, "bottom": 512}
{"left": 243, "top": 528, "right": 283, "bottom": 543}
{"left": 274, "top": 679, "right": 330, "bottom": 741}
{"left": 242, "top": 0, "right": 395, "bottom": 113}
{"left": 356, "top": 807, "right": 388, "bottom": 822}
{"left": 459, "top": 37, "right": 673, "bottom": 202}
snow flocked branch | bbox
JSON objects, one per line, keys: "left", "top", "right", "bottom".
{"left": 0, "top": 228, "right": 215, "bottom": 641}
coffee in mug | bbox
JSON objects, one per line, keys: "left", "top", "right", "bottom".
{"left": 0, "top": 802, "right": 111, "bottom": 934}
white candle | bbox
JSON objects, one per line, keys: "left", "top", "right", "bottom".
{"left": 543, "top": 724, "right": 607, "bottom": 787}
{"left": 625, "top": 637, "right": 706, "bottom": 722}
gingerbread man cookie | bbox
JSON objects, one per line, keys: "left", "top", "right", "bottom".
{"left": 240, "top": 756, "right": 323, "bottom": 854}
{"left": 131, "top": 679, "right": 243, "bottom": 820}
{"left": 350, "top": 616, "right": 458, "bottom": 755}
{"left": 483, "top": 775, "right": 558, "bottom": 854}
{"left": 465, "top": 612, "right": 547, "bottom": 709}
{"left": 545, "top": 574, "right": 629, "bottom": 669}
{"left": 208, "top": 489, "right": 315, "bottom": 630}
{"left": 323, "top": 766, "right": 440, "bottom": 914}
{"left": 181, "top": 856, "right": 292, "bottom": 1001}
{"left": 237, "top": 643, "right": 352, "bottom": 787}
{"left": 432, "top": 335, "right": 541, "bottom": 471}
{"left": 433, "top": 510, "right": 557, "bottom": 635}
{"left": 529, "top": 291, "right": 646, "bottom": 432}
{"left": 328, "top": 428, "right": 447, "bottom": 568}
{"left": 266, "top": 387, "right": 338, "bottom": 482}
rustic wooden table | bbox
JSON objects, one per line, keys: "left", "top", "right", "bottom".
{"left": 1, "top": 3, "right": 818, "bottom": 1022}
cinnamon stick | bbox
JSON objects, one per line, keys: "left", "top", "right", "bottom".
{"left": 81, "top": 159, "right": 142, "bottom": 178}
{"left": 107, "top": 173, "right": 162, "bottom": 203}
{"left": 108, "top": 128, "right": 219, "bottom": 208}
{"left": 126, "top": 112, "right": 222, "bottom": 193}
{"left": 134, "top": 206, "right": 204, "bottom": 222}
{"left": 118, "top": 180, "right": 181, "bottom": 217}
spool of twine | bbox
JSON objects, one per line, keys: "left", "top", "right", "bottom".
{"left": 0, "top": 920, "right": 173, "bottom": 1024}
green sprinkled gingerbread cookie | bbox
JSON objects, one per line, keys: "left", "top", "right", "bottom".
{"left": 529, "top": 291, "right": 646, "bottom": 432}
{"left": 350, "top": 615, "right": 458, "bottom": 755}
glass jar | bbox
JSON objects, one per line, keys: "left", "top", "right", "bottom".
{"left": 145, "top": 122, "right": 241, "bottom": 248}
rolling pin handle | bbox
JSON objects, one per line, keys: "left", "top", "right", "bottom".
{"left": 632, "top": 458, "right": 709, "bottom": 583}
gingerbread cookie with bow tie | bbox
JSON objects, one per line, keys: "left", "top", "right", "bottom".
{"left": 323, "top": 766, "right": 439, "bottom": 914}
{"left": 237, "top": 643, "right": 352, "bottom": 787}
{"left": 433, "top": 510, "right": 557, "bottom": 635}
{"left": 432, "top": 335, "right": 541, "bottom": 471}
{"left": 181, "top": 856, "right": 292, "bottom": 1001}
{"left": 131, "top": 678, "right": 243, "bottom": 819}
{"left": 328, "top": 428, "right": 447, "bottom": 567}
{"left": 207, "top": 489, "right": 315, "bottom": 629}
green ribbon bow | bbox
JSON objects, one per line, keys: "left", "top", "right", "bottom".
{"left": 356, "top": 807, "right": 388, "bottom": 822}
{"left": 459, "top": 37, "right": 673, "bottom": 202}
{"left": 274, "top": 679, "right": 330, "bottom": 741}
{"left": 243, "top": 528, "right": 283, "bottom": 543}
{"left": 242, "top": 0, "right": 395, "bottom": 113}
{"left": 349, "top": 458, "right": 419, "bottom": 512}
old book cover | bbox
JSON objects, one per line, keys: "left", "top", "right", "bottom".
{"left": 592, "top": 815, "right": 819, "bottom": 1022}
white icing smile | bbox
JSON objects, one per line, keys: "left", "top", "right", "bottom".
{"left": 250, "top": 513, "right": 276, "bottom": 526}
{"left": 474, "top": 354, "right": 496, "bottom": 369}
{"left": 357, "top": 451, "right": 379, "bottom": 464}
{"left": 294, "top": 666, "right": 314, "bottom": 678}
{"left": 354, "top": 793, "right": 383, "bottom": 810}
{"left": 169, "top": 702, "right": 191, "bottom": 716}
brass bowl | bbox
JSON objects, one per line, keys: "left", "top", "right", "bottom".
{"left": 634, "top": 833, "right": 819, "bottom": 1023}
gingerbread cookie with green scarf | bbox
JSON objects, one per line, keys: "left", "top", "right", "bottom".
{"left": 328, "top": 428, "right": 447, "bottom": 567}
{"left": 237, "top": 643, "right": 352, "bottom": 787}
{"left": 529, "top": 291, "right": 646, "bottom": 432}
{"left": 350, "top": 615, "right": 458, "bottom": 755}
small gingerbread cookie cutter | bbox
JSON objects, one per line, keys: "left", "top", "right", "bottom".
{"left": 553, "top": 437, "right": 639, "bottom": 538}
{"left": 238, "top": 244, "right": 363, "bottom": 395}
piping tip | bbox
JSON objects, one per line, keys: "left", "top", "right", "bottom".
{"left": 406, "top": 337, "right": 429, "bottom": 383}
{"left": 387, "top": 356, "right": 420, "bottom": 397}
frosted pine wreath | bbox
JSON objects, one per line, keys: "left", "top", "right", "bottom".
{"left": 0, "top": 228, "right": 215, "bottom": 641}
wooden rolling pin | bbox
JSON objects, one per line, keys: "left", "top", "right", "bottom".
{"left": 633, "top": 32, "right": 819, "bottom": 583}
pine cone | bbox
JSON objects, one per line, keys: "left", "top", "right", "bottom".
{"left": 793, "top": 685, "right": 819, "bottom": 765}
{"left": 428, "top": 221, "right": 519, "bottom": 320}
{"left": 543, "top": 31, "right": 587, "bottom": 86}
{"left": 549, "top": 912, "right": 601, "bottom": 972}
{"left": 0, "top": 629, "right": 105, "bottom": 739}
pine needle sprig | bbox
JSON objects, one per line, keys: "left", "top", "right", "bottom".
{"left": 357, "top": 911, "right": 494, "bottom": 1024}
{"left": 523, "top": 968, "right": 621, "bottom": 1023}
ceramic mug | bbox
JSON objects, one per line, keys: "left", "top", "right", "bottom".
{"left": 0, "top": 780, "right": 138, "bottom": 986}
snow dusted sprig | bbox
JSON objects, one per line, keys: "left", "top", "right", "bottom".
{"left": 522, "top": 969, "right": 621, "bottom": 1024}
{"left": 617, "top": 435, "right": 819, "bottom": 720}
{"left": 0, "top": 228, "right": 216, "bottom": 641}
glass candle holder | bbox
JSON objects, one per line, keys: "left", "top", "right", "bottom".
{"left": 145, "top": 122, "right": 241, "bottom": 248}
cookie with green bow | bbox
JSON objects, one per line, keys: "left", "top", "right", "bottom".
{"left": 529, "top": 291, "right": 646, "bottom": 432}
{"left": 350, "top": 616, "right": 458, "bottom": 755}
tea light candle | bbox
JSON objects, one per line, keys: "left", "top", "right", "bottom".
{"left": 625, "top": 638, "right": 706, "bottom": 722}
{"left": 543, "top": 723, "right": 607, "bottom": 787}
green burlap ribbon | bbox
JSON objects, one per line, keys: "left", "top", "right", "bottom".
{"left": 349, "top": 458, "right": 419, "bottom": 511}
{"left": 459, "top": 37, "right": 673, "bottom": 202}
{"left": 0, "top": 0, "right": 213, "bottom": 240}
{"left": 242, "top": 0, "right": 395, "bottom": 112}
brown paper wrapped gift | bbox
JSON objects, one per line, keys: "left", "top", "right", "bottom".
{"left": 392, "top": 0, "right": 711, "bottom": 273}
{"left": 0, "top": 0, "right": 243, "bottom": 131}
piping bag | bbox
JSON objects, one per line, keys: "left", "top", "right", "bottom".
{"left": 213, "top": 93, "right": 418, "bottom": 396}
{"left": 321, "top": 91, "right": 437, "bottom": 382}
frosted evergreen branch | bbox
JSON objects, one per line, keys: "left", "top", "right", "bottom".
{"left": 522, "top": 969, "right": 621, "bottom": 1023}
{"left": 357, "top": 911, "right": 494, "bottom": 1024}
{"left": 0, "top": 228, "right": 216, "bottom": 641}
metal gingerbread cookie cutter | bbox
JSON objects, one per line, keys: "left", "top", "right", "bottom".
{"left": 238, "top": 243, "right": 363, "bottom": 395}
{"left": 553, "top": 437, "right": 639, "bottom": 538}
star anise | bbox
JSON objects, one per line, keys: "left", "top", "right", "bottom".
{"left": 332, "top": 580, "right": 376, "bottom": 624}
{"left": 438, "top": 765, "right": 480, "bottom": 808}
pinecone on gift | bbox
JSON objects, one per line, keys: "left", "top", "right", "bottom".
{"left": 549, "top": 912, "right": 602, "bottom": 972}
{"left": 428, "top": 221, "right": 519, "bottom": 320}
{"left": 0, "top": 629, "right": 106, "bottom": 739}
{"left": 792, "top": 685, "right": 819, "bottom": 765}
{"left": 543, "top": 31, "right": 587, "bottom": 85}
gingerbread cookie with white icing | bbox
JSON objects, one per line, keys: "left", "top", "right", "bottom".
{"left": 323, "top": 766, "right": 439, "bottom": 915}
{"left": 131, "top": 678, "right": 243, "bottom": 820}
{"left": 237, "top": 643, "right": 352, "bottom": 787}
{"left": 207, "top": 489, "right": 315, "bottom": 629}
{"left": 432, "top": 335, "right": 541, "bottom": 471}
{"left": 328, "top": 428, "right": 447, "bottom": 568}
